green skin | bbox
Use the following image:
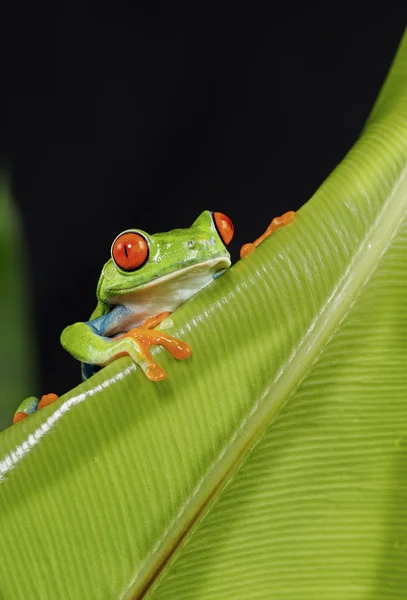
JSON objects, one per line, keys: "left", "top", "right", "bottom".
{"left": 14, "top": 211, "right": 231, "bottom": 418}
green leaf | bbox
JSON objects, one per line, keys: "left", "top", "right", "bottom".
{"left": 1, "top": 32, "right": 407, "bottom": 599}
{"left": 0, "top": 170, "right": 36, "bottom": 431}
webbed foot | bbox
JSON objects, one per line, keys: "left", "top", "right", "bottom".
{"left": 115, "top": 326, "right": 191, "bottom": 381}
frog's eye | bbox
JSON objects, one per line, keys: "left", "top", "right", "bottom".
{"left": 111, "top": 231, "right": 149, "bottom": 271}
{"left": 213, "top": 212, "right": 234, "bottom": 245}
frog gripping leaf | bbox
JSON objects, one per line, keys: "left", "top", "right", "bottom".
{"left": 61, "top": 210, "right": 233, "bottom": 381}
{"left": 12, "top": 210, "right": 295, "bottom": 423}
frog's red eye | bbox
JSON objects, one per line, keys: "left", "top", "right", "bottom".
{"left": 111, "top": 231, "right": 149, "bottom": 271}
{"left": 213, "top": 212, "right": 234, "bottom": 245}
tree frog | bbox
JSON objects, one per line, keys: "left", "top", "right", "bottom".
{"left": 12, "top": 209, "right": 295, "bottom": 424}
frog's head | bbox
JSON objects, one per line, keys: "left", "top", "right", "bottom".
{"left": 96, "top": 211, "right": 233, "bottom": 314}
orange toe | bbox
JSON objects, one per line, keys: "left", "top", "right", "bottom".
{"left": 145, "top": 364, "right": 167, "bottom": 381}
{"left": 38, "top": 393, "right": 59, "bottom": 410}
{"left": 13, "top": 411, "right": 28, "bottom": 424}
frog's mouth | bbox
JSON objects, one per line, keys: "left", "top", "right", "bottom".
{"left": 107, "top": 256, "right": 231, "bottom": 329}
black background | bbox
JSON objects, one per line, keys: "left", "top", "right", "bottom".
{"left": 1, "top": 6, "right": 405, "bottom": 396}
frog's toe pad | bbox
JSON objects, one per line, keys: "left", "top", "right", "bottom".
{"left": 172, "top": 340, "right": 192, "bottom": 360}
{"left": 38, "top": 393, "right": 59, "bottom": 410}
{"left": 13, "top": 412, "right": 28, "bottom": 424}
{"left": 145, "top": 364, "right": 167, "bottom": 381}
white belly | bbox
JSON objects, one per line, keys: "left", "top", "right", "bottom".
{"left": 108, "top": 256, "right": 230, "bottom": 332}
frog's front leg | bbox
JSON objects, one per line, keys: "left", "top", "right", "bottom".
{"left": 240, "top": 210, "right": 296, "bottom": 258}
{"left": 61, "top": 307, "right": 191, "bottom": 382}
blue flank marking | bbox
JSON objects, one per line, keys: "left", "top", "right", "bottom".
{"left": 213, "top": 268, "right": 227, "bottom": 279}
{"left": 81, "top": 304, "right": 133, "bottom": 381}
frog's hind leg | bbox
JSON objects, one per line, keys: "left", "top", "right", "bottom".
{"left": 13, "top": 393, "right": 59, "bottom": 424}
{"left": 13, "top": 396, "right": 39, "bottom": 423}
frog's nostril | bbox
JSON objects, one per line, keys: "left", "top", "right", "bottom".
{"left": 187, "top": 240, "right": 195, "bottom": 248}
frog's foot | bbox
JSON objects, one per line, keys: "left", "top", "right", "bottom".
{"left": 13, "top": 393, "right": 59, "bottom": 424}
{"left": 115, "top": 327, "right": 191, "bottom": 381}
{"left": 38, "top": 393, "right": 59, "bottom": 410}
{"left": 240, "top": 210, "right": 296, "bottom": 258}
{"left": 13, "top": 396, "right": 39, "bottom": 424}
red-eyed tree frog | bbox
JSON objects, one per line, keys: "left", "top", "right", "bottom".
{"left": 13, "top": 210, "right": 296, "bottom": 424}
